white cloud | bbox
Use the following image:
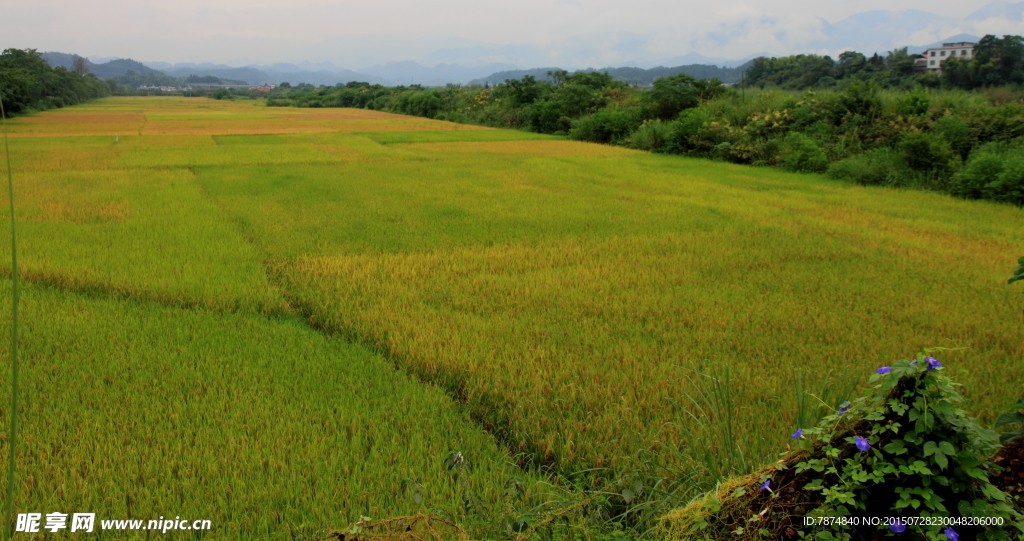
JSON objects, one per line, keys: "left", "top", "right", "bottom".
{"left": 967, "top": 16, "right": 1024, "bottom": 35}
{"left": 0, "top": 0, "right": 1011, "bottom": 68}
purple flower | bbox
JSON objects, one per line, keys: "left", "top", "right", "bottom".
{"left": 876, "top": 366, "right": 892, "bottom": 374}
{"left": 759, "top": 479, "right": 771, "bottom": 492}
{"left": 890, "top": 519, "right": 906, "bottom": 533}
{"left": 855, "top": 437, "right": 871, "bottom": 452}
{"left": 838, "top": 401, "right": 851, "bottom": 415}
{"left": 791, "top": 428, "right": 803, "bottom": 439}
{"left": 925, "top": 357, "right": 943, "bottom": 370}
{"left": 944, "top": 528, "right": 959, "bottom": 541}
{"left": 911, "top": 359, "right": 919, "bottom": 365}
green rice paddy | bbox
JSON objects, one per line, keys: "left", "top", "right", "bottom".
{"left": 0, "top": 96, "right": 1021, "bottom": 538}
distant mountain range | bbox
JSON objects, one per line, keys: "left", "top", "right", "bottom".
{"left": 468, "top": 63, "right": 755, "bottom": 87}
{"left": 40, "top": 52, "right": 163, "bottom": 80}
{"left": 142, "top": 61, "right": 392, "bottom": 87}
{"left": 38, "top": 1, "right": 1024, "bottom": 89}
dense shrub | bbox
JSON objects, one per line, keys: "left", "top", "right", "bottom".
{"left": 779, "top": 132, "right": 827, "bottom": 172}
{"left": 568, "top": 108, "right": 642, "bottom": 144}
{"left": 629, "top": 120, "right": 674, "bottom": 152}
{"left": 894, "top": 86, "right": 930, "bottom": 117}
{"left": 827, "top": 147, "right": 906, "bottom": 186}
{"left": 662, "top": 108, "right": 713, "bottom": 154}
{"left": 900, "top": 131, "right": 955, "bottom": 175}
{"left": 933, "top": 115, "right": 973, "bottom": 159}
{"left": 394, "top": 91, "right": 443, "bottom": 118}
{"left": 528, "top": 100, "right": 571, "bottom": 134}
{"left": 952, "top": 153, "right": 1004, "bottom": 199}
{"left": 986, "top": 155, "right": 1024, "bottom": 205}
{"left": 827, "top": 81, "right": 883, "bottom": 124}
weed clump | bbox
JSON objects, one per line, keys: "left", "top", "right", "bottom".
{"left": 661, "top": 354, "right": 1024, "bottom": 541}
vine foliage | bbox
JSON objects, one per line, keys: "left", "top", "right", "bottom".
{"left": 663, "top": 353, "right": 1024, "bottom": 541}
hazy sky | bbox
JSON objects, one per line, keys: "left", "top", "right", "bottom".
{"left": 0, "top": 0, "right": 1017, "bottom": 68}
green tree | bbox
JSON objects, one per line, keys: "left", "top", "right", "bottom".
{"left": 546, "top": 70, "right": 569, "bottom": 88}
{"left": 835, "top": 51, "right": 868, "bottom": 79}
{"left": 503, "top": 75, "right": 544, "bottom": 106}
{"left": 645, "top": 73, "right": 699, "bottom": 120}
{"left": 885, "top": 47, "right": 915, "bottom": 76}
{"left": 975, "top": 34, "right": 1024, "bottom": 85}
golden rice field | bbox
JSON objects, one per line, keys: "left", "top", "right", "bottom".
{"left": 0, "top": 97, "right": 1022, "bottom": 537}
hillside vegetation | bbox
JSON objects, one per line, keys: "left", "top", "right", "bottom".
{"left": 263, "top": 35, "right": 1024, "bottom": 208}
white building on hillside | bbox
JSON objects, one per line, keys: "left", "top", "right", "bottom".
{"left": 915, "top": 42, "right": 975, "bottom": 74}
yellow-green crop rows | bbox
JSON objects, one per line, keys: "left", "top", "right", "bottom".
{"left": 0, "top": 97, "right": 1022, "bottom": 536}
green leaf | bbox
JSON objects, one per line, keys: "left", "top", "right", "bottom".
{"left": 999, "top": 427, "right": 1024, "bottom": 444}
{"left": 923, "top": 441, "right": 938, "bottom": 456}
{"left": 883, "top": 440, "right": 907, "bottom": 455}
{"left": 981, "top": 483, "right": 1007, "bottom": 501}
{"left": 703, "top": 496, "right": 722, "bottom": 513}
{"left": 995, "top": 411, "right": 1024, "bottom": 427}
{"left": 938, "top": 441, "right": 956, "bottom": 455}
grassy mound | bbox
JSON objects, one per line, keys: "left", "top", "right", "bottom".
{"left": 661, "top": 354, "right": 1024, "bottom": 541}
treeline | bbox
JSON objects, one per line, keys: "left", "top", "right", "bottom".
{"left": 747, "top": 35, "right": 1024, "bottom": 90}
{"left": 944, "top": 35, "right": 1024, "bottom": 88}
{"left": 745, "top": 49, "right": 915, "bottom": 89}
{"left": 0, "top": 48, "right": 109, "bottom": 115}
{"left": 265, "top": 70, "right": 693, "bottom": 134}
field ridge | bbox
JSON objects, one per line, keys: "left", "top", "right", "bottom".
{"left": 269, "top": 263, "right": 545, "bottom": 471}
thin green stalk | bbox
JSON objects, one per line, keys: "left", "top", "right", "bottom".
{"left": 0, "top": 94, "right": 20, "bottom": 541}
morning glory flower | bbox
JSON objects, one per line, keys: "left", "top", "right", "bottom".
{"left": 791, "top": 428, "right": 803, "bottom": 439}
{"left": 855, "top": 437, "right": 871, "bottom": 452}
{"left": 876, "top": 366, "right": 892, "bottom": 374}
{"left": 925, "top": 357, "right": 943, "bottom": 370}
{"left": 944, "top": 528, "right": 959, "bottom": 541}
{"left": 890, "top": 519, "right": 906, "bottom": 533}
{"left": 759, "top": 479, "right": 771, "bottom": 492}
{"left": 838, "top": 401, "right": 851, "bottom": 415}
